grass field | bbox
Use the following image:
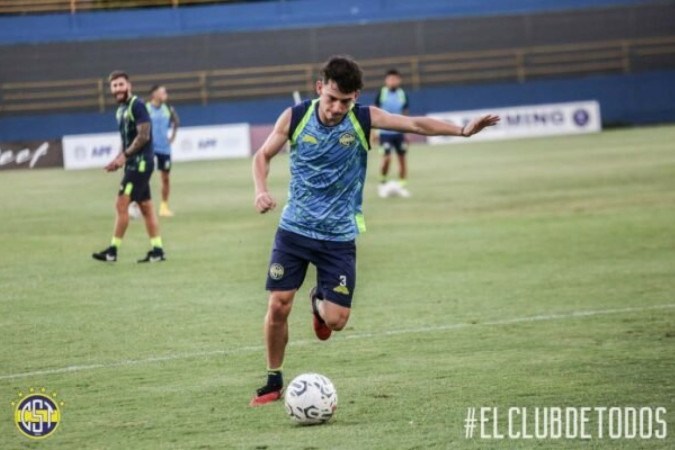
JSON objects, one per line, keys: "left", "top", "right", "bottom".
{"left": 1, "top": 126, "right": 674, "bottom": 449}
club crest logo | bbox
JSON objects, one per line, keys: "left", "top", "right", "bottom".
{"left": 11, "top": 387, "right": 64, "bottom": 440}
{"left": 339, "top": 133, "right": 355, "bottom": 147}
{"left": 269, "top": 263, "right": 285, "bottom": 280}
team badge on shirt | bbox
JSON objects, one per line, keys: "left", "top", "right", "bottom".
{"left": 339, "top": 133, "right": 356, "bottom": 147}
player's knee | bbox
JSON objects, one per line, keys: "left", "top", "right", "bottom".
{"left": 267, "top": 293, "right": 294, "bottom": 323}
{"left": 115, "top": 198, "right": 129, "bottom": 215}
{"left": 324, "top": 310, "right": 349, "bottom": 331}
{"left": 268, "top": 303, "right": 291, "bottom": 324}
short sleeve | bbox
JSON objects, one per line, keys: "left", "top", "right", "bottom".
{"left": 133, "top": 98, "right": 150, "bottom": 124}
{"left": 402, "top": 91, "right": 409, "bottom": 110}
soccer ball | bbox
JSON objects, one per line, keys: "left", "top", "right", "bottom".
{"left": 284, "top": 373, "right": 338, "bottom": 425}
{"left": 378, "top": 180, "right": 411, "bottom": 198}
{"left": 128, "top": 202, "right": 142, "bottom": 220}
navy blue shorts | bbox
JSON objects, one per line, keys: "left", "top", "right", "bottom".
{"left": 119, "top": 167, "right": 153, "bottom": 203}
{"left": 380, "top": 134, "right": 407, "bottom": 155}
{"left": 155, "top": 153, "right": 172, "bottom": 172}
{"left": 266, "top": 228, "right": 356, "bottom": 308}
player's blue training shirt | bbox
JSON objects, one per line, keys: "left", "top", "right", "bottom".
{"left": 116, "top": 95, "right": 153, "bottom": 171}
{"left": 374, "top": 87, "right": 408, "bottom": 136}
{"left": 279, "top": 99, "right": 371, "bottom": 242}
{"left": 146, "top": 102, "right": 173, "bottom": 155}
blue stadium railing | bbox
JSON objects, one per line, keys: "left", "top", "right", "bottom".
{"left": 0, "top": 0, "right": 658, "bottom": 45}
{"left": 2, "top": 69, "right": 674, "bottom": 142}
{"left": 0, "top": 0, "right": 244, "bottom": 15}
{"left": 2, "top": 35, "right": 673, "bottom": 116}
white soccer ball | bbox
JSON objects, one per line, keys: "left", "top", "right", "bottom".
{"left": 284, "top": 373, "right": 338, "bottom": 425}
{"left": 128, "top": 202, "right": 142, "bottom": 220}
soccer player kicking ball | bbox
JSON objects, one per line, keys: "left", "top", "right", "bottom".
{"left": 250, "top": 56, "right": 499, "bottom": 406}
{"left": 92, "top": 71, "right": 166, "bottom": 263}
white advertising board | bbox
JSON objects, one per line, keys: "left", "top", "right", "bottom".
{"left": 62, "top": 133, "right": 120, "bottom": 170}
{"left": 427, "top": 101, "right": 601, "bottom": 145}
{"left": 63, "top": 123, "right": 251, "bottom": 170}
{"left": 171, "top": 123, "right": 250, "bottom": 162}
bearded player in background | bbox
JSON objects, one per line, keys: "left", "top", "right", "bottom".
{"left": 92, "top": 70, "right": 166, "bottom": 263}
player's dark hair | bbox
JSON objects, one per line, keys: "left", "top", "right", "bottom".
{"left": 320, "top": 55, "right": 363, "bottom": 94}
{"left": 149, "top": 84, "right": 163, "bottom": 95}
{"left": 385, "top": 68, "right": 400, "bottom": 77}
{"left": 108, "top": 70, "right": 129, "bottom": 82}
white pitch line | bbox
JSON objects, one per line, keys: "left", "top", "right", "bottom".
{"left": 1, "top": 303, "right": 674, "bottom": 381}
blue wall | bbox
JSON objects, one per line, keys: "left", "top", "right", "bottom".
{"left": 1, "top": 70, "right": 673, "bottom": 142}
{"left": 0, "top": 0, "right": 658, "bottom": 45}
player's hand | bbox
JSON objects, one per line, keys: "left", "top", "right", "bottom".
{"left": 462, "top": 114, "right": 501, "bottom": 137}
{"left": 105, "top": 153, "right": 126, "bottom": 172}
{"left": 255, "top": 191, "right": 277, "bottom": 214}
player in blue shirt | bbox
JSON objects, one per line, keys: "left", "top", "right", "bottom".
{"left": 374, "top": 69, "right": 412, "bottom": 198}
{"left": 92, "top": 71, "right": 165, "bottom": 263}
{"left": 250, "top": 56, "right": 499, "bottom": 406}
{"left": 147, "top": 85, "right": 180, "bottom": 217}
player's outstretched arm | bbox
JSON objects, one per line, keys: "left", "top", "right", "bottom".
{"left": 369, "top": 106, "right": 500, "bottom": 138}
{"left": 252, "top": 108, "right": 291, "bottom": 214}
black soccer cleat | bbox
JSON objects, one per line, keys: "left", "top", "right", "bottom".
{"left": 250, "top": 383, "right": 283, "bottom": 407}
{"left": 137, "top": 247, "right": 166, "bottom": 263}
{"left": 250, "top": 370, "right": 283, "bottom": 407}
{"left": 92, "top": 246, "right": 117, "bottom": 262}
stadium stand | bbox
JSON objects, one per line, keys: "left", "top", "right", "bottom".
{"left": 0, "top": 0, "right": 661, "bottom": 43}
{"left": 0, "top": 0, "right": 673, "bottom": 139}
{"left": 2, "top": 36, "right": 674, "bottom": 115}
{"left": 0, "top": 0, "right": 231, "bottom": 15}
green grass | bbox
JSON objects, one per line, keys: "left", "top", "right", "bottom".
{"left": 1, "top": 126, "right": 674, "bottom": 449}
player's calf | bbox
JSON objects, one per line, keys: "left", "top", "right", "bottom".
{"left": 115, "top": 195, "right": 131, "bottom": 218}
{"left": 252, "top": 291, "right": 295, "bottom": 407}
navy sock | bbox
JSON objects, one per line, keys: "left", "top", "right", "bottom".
{"left": 267, "top": 370, "right": 283, "bottom": 388}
